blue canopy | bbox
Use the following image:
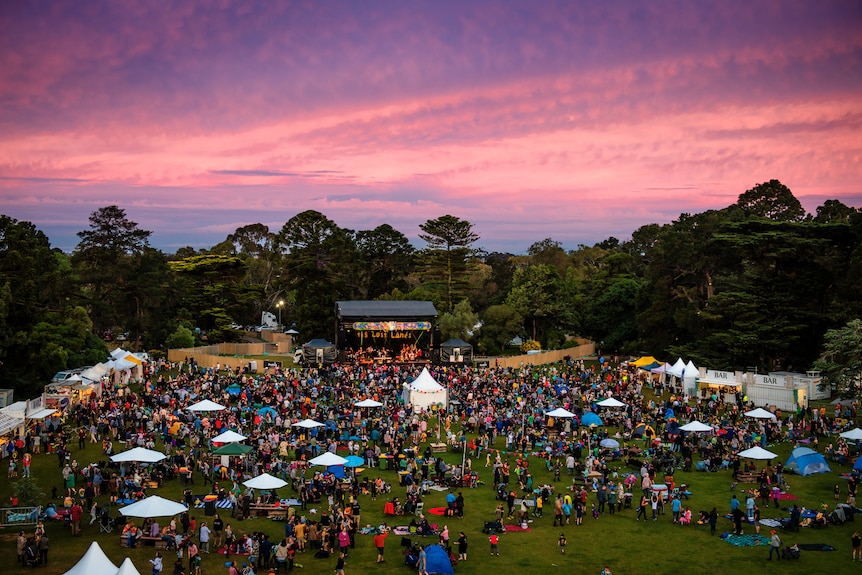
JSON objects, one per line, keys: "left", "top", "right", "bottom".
{"left": 581, "top": 412, "right": 604, "bottom": 426}
{"left": 344, "top": 455, "right": 364, "bottom": 468}
{"left": 258, "top": 407, "right": 276, "bottom": 417}
{"left": 665, "top": 408, "right": 676, "bottom": 419}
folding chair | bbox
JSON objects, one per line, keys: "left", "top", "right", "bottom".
{"left": 414, "top": 501, "right": 424, "bottom": 516}
{"left": 99, "top": 510, "right": 113, "bottom": 533}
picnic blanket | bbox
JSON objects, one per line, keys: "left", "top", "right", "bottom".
{"left": 722, "top": 533, "right": 771, "bottom": 547}
{"left": 758, "top": 518, "right": 783, "bottom": 528}
{"left": 777, "top": 492, "right": 798, "bottom": 500}
{"left": 503, "top": 524, "right": 531, "bottom": 532}
{"left": 427, "top": 507, "right": 447, "bottom": 516}
{"left": 194, "top": 499, "right": 234, "bottom": 510}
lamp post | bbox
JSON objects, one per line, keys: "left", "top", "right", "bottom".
{"left": 276, "top": 300, "right": 284, "bottom": 328}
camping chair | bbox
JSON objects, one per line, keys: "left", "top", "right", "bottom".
{"left": 414, "top": 501, "right": 424, "bottom": 516}
{"left": 24, "top": 546, "right": 41, "bottom": 568}
{"left": 99, "top": 509, "right": 113, "bottom": 533}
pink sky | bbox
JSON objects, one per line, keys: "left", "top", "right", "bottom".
{"left": 1, "top": 0, "right": 860, "bottom": 253}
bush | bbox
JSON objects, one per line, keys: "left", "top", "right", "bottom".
{"left": 520, "top": 339, "right": 541, "bottom": 353}
{"left": 12, "top": 477, "right": 46, "bottom": 507}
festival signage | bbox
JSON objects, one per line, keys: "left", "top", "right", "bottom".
{"left": 352, "top": 321, "right": 432, "bottom": 331}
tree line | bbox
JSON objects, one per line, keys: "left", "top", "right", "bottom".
{"left": 1, "top": 179, "right": 861, "bottom": 397}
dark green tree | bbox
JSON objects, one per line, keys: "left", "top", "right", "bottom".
{"left": 477, "top": 304, "right": 523, "bottom": 354}
{"left": 736, "top": 179, "right": 806, "bottom": 222}
{"left": 813, "top": 319, "right": 862, "bottom": 401}
{"left": 355, "top": 224, "right": 414, "bottom": 299}
{"left": 417, "top": 215, "right": 479, "bottom": 312}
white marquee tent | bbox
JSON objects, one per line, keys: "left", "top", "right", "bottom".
{"left": 402, "top": 368, "right": 448, "bottom": 412}
{"left": 63, "top": 541, "right": 118, "bottom": 575}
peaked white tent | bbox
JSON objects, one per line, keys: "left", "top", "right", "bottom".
{"left": 738, "top": 446, "right": 778, "bottom": 460}
{"left": 667, "top": 358, "right": 686, "bottom": 378}
{"left": 119, "top": 495, "right": 188, "bottom": 518}
{"left": 115, "top": 558, "right": 143, "bottom": 575}
{"left": 187, "top": 399, "right": 226, "bottom": 412}
{"left": 679, "top": 420, "right": 713, "bottom": 432}
{"left": 110, "top": 447, "right": 167, "bottom": 464}
{"left": 840, "top": 428, "right": 862, "bottom": 441}
{"left": 63, "top": 541, "right": 118, "bottom": 575}
{"left": 744, "top": 407, "right": 777, "bottom": 421}
{"left": 211, "top": 430, "right": 247, "bottom": 444}
{"left": 596, "top": 398, "right": 626, "bottom": 408}
{"left": 682, "top": 361, "right": 699, "bottom": 395}
{"left": 292, "top": 418, "right": 325, "bottom": 429}
{"left": 355, "top": 398, "right": 383, "bottom": 408}
{"left": 243, "top": 472, "right": 288, "bottom": 490}
{"left": 545, "top": 407, "right": 576, "bottom": 418}
{"left": 309, "top": 452, "right": 348, "bottom": 467}
{"left": 402, "top": 368, "right": 448, "bottom": 412}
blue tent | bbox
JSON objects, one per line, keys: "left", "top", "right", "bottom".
{"left": 665, "top": 408, "right": 676, "bottom": 420}
{"left": 785, "top": 447, "right": 831, "bottom": 476}
{"left": 581, "top": 412, "right": 604, "bottom": 426}
{"left": 424, "top": 544, "right": 454, "bottom": 575}
{"left": 855, "top": 456, "right": 862, "bottom": 473}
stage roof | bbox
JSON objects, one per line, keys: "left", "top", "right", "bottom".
{"left": 336, "top": 300, "right": 438, "bottom": 319}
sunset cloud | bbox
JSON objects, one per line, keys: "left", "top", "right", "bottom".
{"left": 0, "top": 0, "right": 860, "bottom": 253}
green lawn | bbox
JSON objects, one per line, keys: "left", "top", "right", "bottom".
{"left": 2, "top": 402, "right": 857, "bottom": 575}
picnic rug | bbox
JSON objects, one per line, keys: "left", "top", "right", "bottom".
{"left": 721, "top": 533, "right": 771, "bottom": 547}
{"left": 427, "top": 507, "right": 447, "bottom": 515}
{"left": 503, "top": 524, "right": 532, "bottom": 532}
{"left": 797, "top": 543, "right": 836, "bottom": 551}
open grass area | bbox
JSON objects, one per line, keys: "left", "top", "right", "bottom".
{"left": 2, "top": 397, "right": 858, "bottom": 575}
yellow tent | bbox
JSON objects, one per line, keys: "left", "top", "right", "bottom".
{"left": 632, "top": 356, "right": 659, "bottom": 367}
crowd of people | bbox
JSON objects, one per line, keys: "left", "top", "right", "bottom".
{"left": 7, "top": 353, "right": 862, "bottom": 572}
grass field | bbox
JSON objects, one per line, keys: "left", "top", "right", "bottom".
{"left": 1, "top": 394, "right": 857, "bottom": 575}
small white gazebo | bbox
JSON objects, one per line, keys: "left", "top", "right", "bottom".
{"left": 744, "top": 408, "right": 777, "bottom": 421}
{"left": 187, "top": 399, "right": 227, "bottom": 412}
{"left": 211, "top": 430, "right": 247, "bottom": 443}
{"left": 596, "top": 398, "right": 626, "bottom": 408}
{"left": 110, "top": 447, "right": 167, "bottom": 464}
{"left": 309, "top": 452, "right": 348, "bottom": 467}
{"left": 243, "top": 472, "right": 288, "bottom": 490}
{"left": 63, "top": 541, "right": 118, "bottom": 575}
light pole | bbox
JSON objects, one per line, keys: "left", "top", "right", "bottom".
{"left": 276, "top": 300, "right": 284, "bottom": 328}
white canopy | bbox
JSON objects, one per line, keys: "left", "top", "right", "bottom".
{"left": 211, "top": 430, "right": 247, "bottom": 443}
{"left": 545, "top": 407, "right": 576, "bottom": 418}
{"left": 840, "top": 428, "right": 862, "bottom": 441}
{"left": 667, "top": 358, "right": 686, "bottom": 378}
{"left": 737, "top": 446, "right": 778, "bottom": 460}
{"left": 292, "top": 418, "right": 325, "bottom": 429}
{"left": 596, "top": 398, "right": 626, "bottom": 408}
{"left": 683, "top": 361, "right": 699, "bottom": 378}
{"left": 27, "top": 408, "right": 57, "bottom": 420}
{"left": 115, "top": 557, "right": 143, "bottom": 575}
{"left": 410, "top": 368, "right": 445, "bottom": 391}
{"left": 243, "top": 472, "right": 288, "bottom": 490}
{"left": 355, "top": 399, "right": 383, "bottom": 408}
{"left": 679, "top": 421, "right": 713, "bottom": 432}
{"left": 111, "top": 348, "right": 130, "bottom": 359}
{"left": 119, "top": 495, "right": 188, "bottom": 518}
{"left": 744, "top": 407, "right": 777, "bottom": 421}
{"left": 309, "top": 452, "right": 348, "bottom": 467}
{"left": 110, "top": 447, "right": 167, "bottom": 464}
{"left": 187, "top": 399, "right": 226, "bottom": 412}
{"left": 63, "top": 541, "right": 118, "bottom": 575}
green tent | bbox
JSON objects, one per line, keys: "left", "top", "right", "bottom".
{"left": 213, "top": 443, "right": 252, "bottom": 456}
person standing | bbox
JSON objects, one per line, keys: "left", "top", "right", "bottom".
{"left": 753, "top": 503, "right": 761, "bottom": 535}
{"left": 37, "top": 534, "right": 49, "bottom": 565}
{"left": 213, "top": 514, "right": 224, "bottom": 549}
{"left": 70, "top": 500, "right": 83, "bottom": 535}
{"left": 768, "top": 529, "right": 782, "bottom": 561}
{"left": 417, "top": 545, "right": 427, "bottom": 574}
{"left": 457, "top": 532, "right": 468, "bottom": 562}
{"left": 17, "top": 531, "right": 26, "bottom": 563}
{"left": 199, "top": 521, "right": 211, "bottom": 553}
{"left": 852, "top": 531, "right": 861, "bottom": 561}
{"left": 374, "top": 527, "right": 388, "bottom": 563}
{"left": 334, "top": 551, "right": 346, "bottom": 575}
{"left": 558, "top": 532, "right": 567, "bottom": 554}
{"left": 489, "top": 531, "right": 499, "bottom": 556}
{"left": 149, "top": 551, "right": 163, "bottom": 575}
{"left": 708, "top": 507, "right": 718, "bottom": 536}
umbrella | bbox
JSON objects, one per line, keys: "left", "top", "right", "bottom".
{"left": 211, "top": 430, "right": 247, "bottom": 444}
{"left": 243, "top": 473, "right": 288, "bottom": 490}
{"left": 292, "top": 418, "right": 325, "bottom": 429}
{"left": 258, "top": 406, "right": 277, "bottom": 417}
{"left": 115, "top": 558, "right": 143, "bottom": 575}
{"left": 187, "top": 399, "right": 226, "bottom": 412}
{"left": 226, "top": 384, "right": 242, "bottom": 396}
{"left": 840, "top": 428, "right": 862, "bottom": 441}
{"left": 110, "top": 447, "right": 167, "bottom": 464}
{"left": 665, "top": 408, "right": 675, "bottom": 419}
{"left": 213, "top": 443, "right": 253, "bottom": 456}
{"left": 737, "top": 446, "right": 778, "bottom": 460}
{"left": 344, "top": 455, "right": 365, "bottom": 468}
{"left": 744, "top": 408, "right": 777, "bottom": 421}
{"left": 63, "top": 541, "right": 118, "bottom": 575}
{"left": 679, "top": 421, "right": 713, "bottom": 433}
{"left": 309, "top": 452, "right": 348, "bottom": 467}
{"left": 545, "top": 407, "right": 576, "bottom": 418}
{"left": 580, "top": 412, "right": 604, "bottom": 426}
{"left": 632, "top": 423, "right": 655, "bottom": 438}
{"left": 355, "top": 399, "right": 383, "bottom": 408}
{"left": 600, "top": 438, "right": 620, "bottom": 449}
{"left": 119, "top": 495, "right": 188, "bottom": 518}
{"left": 596, "top": 398, "right": 625, "bottom": 408}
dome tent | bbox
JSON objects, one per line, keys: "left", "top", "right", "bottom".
{"left": 439, "top": 338, "right": 472, "bottom": 364}
{"left": 301, "top": 339, "right": 337, "bottom": 365}
{"left": 423, "top": 544, "right": 454, "bottom": 575}
{"left": 784, "top": 447, "right": 831, "bottom": 476}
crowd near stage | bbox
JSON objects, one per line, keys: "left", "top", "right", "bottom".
{"left": 334, "top": 300, "right": 439, "bottom": 365}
